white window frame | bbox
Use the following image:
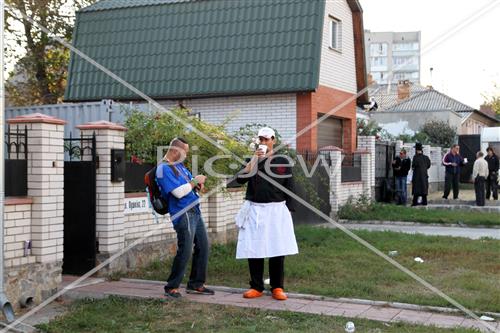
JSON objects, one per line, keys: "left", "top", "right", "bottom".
{"left": 329, "top": 16, "right": 342, "bottom": 52}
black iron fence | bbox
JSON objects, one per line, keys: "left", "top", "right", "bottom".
{"left": 295, "top": 150, "right": 332, "bottom": 167}
{"left": 64, "top": 132, "right": 97, "bottom": 163}
{"left": 125, "top": 162, "right": 154, "bottom": 192}
{"left": 341, "top": 152, "right": 362, "bottom": 182}
{"left": 5, "top": 125, "right": 28, "bottom": 196}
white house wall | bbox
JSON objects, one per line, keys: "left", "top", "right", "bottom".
{"left": 158, "top": 94, "right": 297, "bottom": 147}
{"left": 318, "top": 0, "right": 357, "bottom": 93}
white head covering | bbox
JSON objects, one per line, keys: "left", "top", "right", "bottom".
{"left": 257, "top": 127, "right": 275, "bottom": 139}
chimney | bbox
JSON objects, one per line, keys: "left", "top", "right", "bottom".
{"left": 480, "top": 104, "right": 495, "bottom": 117}
{"left": 397, "top": 80, "right": 411, "bottom": 101}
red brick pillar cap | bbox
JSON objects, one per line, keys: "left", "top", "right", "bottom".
{"left": 76, "top": 120, "right": 127, "bottom": 131}
{"left": 7, "top": 113, "right": 66, "bottom": 125}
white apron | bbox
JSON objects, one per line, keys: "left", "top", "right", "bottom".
{"left": 235, "top": 200, "right": 299, "bottom": 259}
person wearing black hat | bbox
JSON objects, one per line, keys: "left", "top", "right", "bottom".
{"left": 411, "top": 143, "right": 431, "bottom": 206}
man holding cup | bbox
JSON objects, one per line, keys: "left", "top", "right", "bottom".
{"left": 235, "top": 127, "right": 298, "bottom": 301}
{"left": 442, "top": 144, "right": 467, "bottom": 200}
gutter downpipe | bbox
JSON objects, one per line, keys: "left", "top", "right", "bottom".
{"left": 0, "top": 0, "right": 16, "bottom": 323}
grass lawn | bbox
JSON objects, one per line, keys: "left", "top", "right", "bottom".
{"left": 127, "top": 226, "right": 500, "bottom": 313}
{"left": 338, "top": 203, "right": 500, "bottom": 227}
{"left": 38, "top": 297, "right": 480, "bottom": 333}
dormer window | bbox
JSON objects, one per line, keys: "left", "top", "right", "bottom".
{"left": 329, "top": 16, "right": 342, "bottom": 52}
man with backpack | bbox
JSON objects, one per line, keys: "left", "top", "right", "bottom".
{"left": 155, "top": 137, "right": 214, "bottom": 298}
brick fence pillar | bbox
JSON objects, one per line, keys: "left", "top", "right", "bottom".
{"left": 357, "top": 136, "right": 376, "bottom": 195}
{"left": 7, "top": 113, "right": 65, "bottom": 264}
{"left": 319, "top": 147, "right": 342, "bottom": 216}
{"left": 357, "top": 150, "right": 372, "bottom": 198}
{"left": 77, "top": 121, "right": 126, "bottom": 264}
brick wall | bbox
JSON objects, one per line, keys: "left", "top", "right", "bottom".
{"left": 158, "top": 94, "right": 297, "bottom": 147}
{"left": 297, "top": 86, "right": 357, "bottom": 152}
{"left": 3, "top": 199, "right": 35, "bottom": 268}
{"left": 123, "top": 188, "right": 245, "bottom": 246}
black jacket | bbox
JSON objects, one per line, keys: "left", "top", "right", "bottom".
{"left": 236, "top": 155, "right": 294, "bottom": 211}
{"left": 412, "top": 153, "right": 431, "bottom": 196}
{"left": 393, "top": 156, "right": 411, "bottom": 177}
{"left": 485, "top": 154, "right": 499, "bottom": 175}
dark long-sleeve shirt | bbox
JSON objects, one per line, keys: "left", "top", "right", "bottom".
{"left": 236, "top": 155, "right": 294, "bottom": 211}
{"left": 393, "top": 156, "right": 411, "bottom": 177}
{"left": 485, "top": 154, "right": 499, "bottom": 174}
{"left": 442, "top": 152, "right": 464, "bottom": 174}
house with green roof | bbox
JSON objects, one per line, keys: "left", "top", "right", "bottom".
{"left": 65, "top": 0, "right": 368, "bottom": 152}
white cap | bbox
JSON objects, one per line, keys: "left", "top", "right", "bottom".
{"left": 257, "top": 127, "right": 275, "bottom": 139}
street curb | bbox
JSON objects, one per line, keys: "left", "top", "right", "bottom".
{"left": 118, "top": 278, "right": 500, "bottom": 319}
{"left": 337, "top": 219, "right": 500, "bottom": 229}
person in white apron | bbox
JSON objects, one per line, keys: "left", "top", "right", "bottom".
{"left": 235, "top": 127, "right": 298, "bottom": 301}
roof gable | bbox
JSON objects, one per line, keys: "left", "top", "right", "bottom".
{"left": 65, "top": 0, "right": 326, "bottom": 101}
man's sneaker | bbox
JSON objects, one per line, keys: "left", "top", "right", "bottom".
{"left": 272, "top": 288, "right": 288, "bottom": 301}
{"left": 164, "top": 288, "right": 182, "bottom": 299}
{"left": 243, "top": 289, "right": 263, "bottom": 299}
{"left": 186, "top": 285, "right": 215, "bottom": 295}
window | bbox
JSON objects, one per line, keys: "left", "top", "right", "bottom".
{"left": 370, "top": 56, "right": 388, "bottom": 68}
{"left": 393, "top": 42, "right": 419, "bottom": 51}
{"left": 330, "top": 16, "right": 342, "bottom": 51}
{"left": 393, "top": 56, "right": 418, "bottom": 66}
{"left": 370, "top": 43, "right": 388, "bottom": 56}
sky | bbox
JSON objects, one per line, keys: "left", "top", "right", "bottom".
{"left": 360, "top": 0, "right": 500, "bottom": 109}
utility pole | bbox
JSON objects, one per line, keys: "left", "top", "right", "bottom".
{"left": 0, "top": 0, "right": 16, "bottom": 323}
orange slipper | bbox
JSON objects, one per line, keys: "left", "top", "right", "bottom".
{"left": 272, "top": 288, "right": 288, "bottom": 301}
{"left": 243, "top": 289, "right": 264, "bottom": 299}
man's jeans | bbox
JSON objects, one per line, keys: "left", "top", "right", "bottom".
{"left": 395, "top": 176, "right": 408, "bottom": 204}
{"left": 165, "top": 208, "right": 209, "bottom": 290}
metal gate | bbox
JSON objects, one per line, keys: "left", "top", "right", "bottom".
{"left": 375, "top": 141, "right": 396, "bottom": 202}
{"left": 458, "top": 135, "right": 480, "bottom": 183}
{"left": 63, "top": 133, "right": 97, "bottom": 275}
{"left": 291, "top": 151, "right": 331, "bottom": 223}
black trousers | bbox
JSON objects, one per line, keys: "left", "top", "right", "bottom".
{"left": 475, "top": 176, "right": 486, "bottom": 206}
{"left": 412, "top": 195, "right": 427, "bottom": 206}
{"left": 248, "top": 256, "right": 284, "bottom": 292}
{"left": 486, "top": 173, "right": 498, "bottom": 200}
{"left": 443, "top": 172, "right": 460, "bottom": 199}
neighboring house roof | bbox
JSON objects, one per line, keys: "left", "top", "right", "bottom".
{"left": 65, "top": 0, "right": 326, "bottom": 101}
{"left": 382, "top": 88, "right": 499, "bottom": 123}
{"left": 368, "top": 83, "right": 429, "bottom": 111}
{"left": 385, "top": 88, "right": 475, "bottom": 113}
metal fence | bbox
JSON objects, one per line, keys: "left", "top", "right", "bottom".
{"left": 341, "top": 152, "right": 362, "bottom": 182}
{"left": 5, "top": 100, "right": 151, "bottom": 138}
{"left": 5, "top": 125, "right": 28, "bottom": 197}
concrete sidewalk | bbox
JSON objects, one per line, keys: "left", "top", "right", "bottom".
{"left": 333, "top": 221, "right": 500, "bottom": 239}
{"left": 59, "top": 276, "right": 499, "bottom": 333}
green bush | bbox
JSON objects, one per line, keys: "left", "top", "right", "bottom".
{"left": 124, "top": 107, "right": 250, "bottom": 190}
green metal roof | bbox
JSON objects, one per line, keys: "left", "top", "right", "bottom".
{"left": 65, "top": 0, "right": 325, "bottom": 101}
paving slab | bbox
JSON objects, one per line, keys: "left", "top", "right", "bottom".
{"left": 58, "top": 278, "right": 498, "bottom": 332}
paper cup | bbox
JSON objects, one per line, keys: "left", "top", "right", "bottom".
{"left": 258, "top": 144, "right": 268, "bottom": 154}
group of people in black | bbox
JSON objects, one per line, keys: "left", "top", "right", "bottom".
{"left": 392, "top": 143, "right": 499, "bottom": 206}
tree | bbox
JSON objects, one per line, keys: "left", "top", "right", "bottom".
{"left": 4, "top": 0, "right": 94, "bottom": 106}
{"left": 482, "top": 83, "right": 500, "bottom": 118}
{"left": 420, "top": 120, "right": 457, "bottom": 148}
